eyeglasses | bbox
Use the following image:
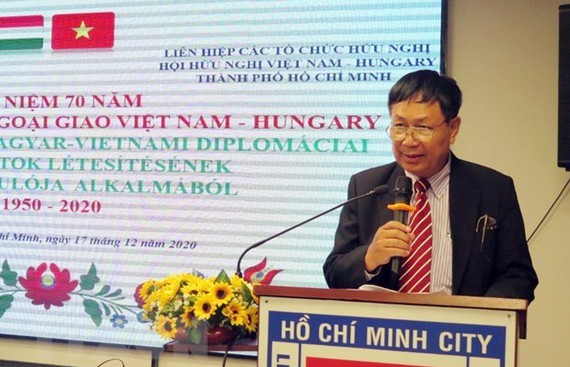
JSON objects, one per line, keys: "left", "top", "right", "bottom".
{"left": 385, "top": 120, "right": 448, "bottom": 142}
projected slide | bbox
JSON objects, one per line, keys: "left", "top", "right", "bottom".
{"left": 0, "top": 0, "right": 443, "bottom": 347}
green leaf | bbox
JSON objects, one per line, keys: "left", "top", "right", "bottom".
{"left": 105, "top": 289, "right": 123, "bottom": 298}
{"left": 187, "top": 328, "right": 203, "bottom": 344}
{"left": 95, "top": 285, "right": 110, "bottom": 296}
{"left": 83, "top": 299, "right": 102, "bottom": 326}
{"left": 0, "top": 260, "right": 18, "bottom": 287}
{"left": 241, "top": 282, "right": 253, "bottom": 303}
{"left": 79, "top": 263, "right": 100, "bottom": 291}
{"left": 102, "top": 302, "right": 111, "bottom": 317}
{"left": 0, "top": 294, "right": 14, "bottom": 319}
{"left": 215, "top": 269, "right": 231, "bottom": 284}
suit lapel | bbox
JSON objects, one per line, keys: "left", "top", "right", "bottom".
{"left": 449, "top": 156, "right": 481, "bottom": 294}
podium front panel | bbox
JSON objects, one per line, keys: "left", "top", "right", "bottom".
{"left": 258, "top": 295, "right": 517, "bottom": 367}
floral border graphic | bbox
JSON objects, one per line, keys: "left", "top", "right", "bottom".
{"left": 0, "top": 258, "right": 283, "bottom": 330}
{"left": 243, "top": 257, "right": 283, "bottom": 284}
{"left": 0, "top": 260, "right": 143, "bottom": 328}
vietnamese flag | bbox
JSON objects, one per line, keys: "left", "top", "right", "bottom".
{"left": 51, "top": 12, "right": 114, "bottom": 50}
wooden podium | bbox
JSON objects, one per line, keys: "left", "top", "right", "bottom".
{"left": 255, "top": 285, "right": 527, "bottom": 367}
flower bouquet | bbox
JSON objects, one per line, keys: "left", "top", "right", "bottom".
{"left": 137, "top": 269, "right": 258, "bottom": 344}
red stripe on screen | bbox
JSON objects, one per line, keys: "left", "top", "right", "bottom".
{"left": 0, "top": 15, "right": 44, "bottom": 28}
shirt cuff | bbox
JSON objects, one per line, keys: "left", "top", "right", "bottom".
{"left": 364, "top": 266, "right": 381, "bottom": 281}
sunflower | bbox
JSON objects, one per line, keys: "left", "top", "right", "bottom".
{"left": 181, "top": 272, "right": 204, "bottom": 284}
{"left": 154, "top": 314, "right": 178, "bottom": 339}
{"left": 160, "top": 280, "right": 181, "bottom": 303}
{"left": 211, "top": 282, "right": 233, "bottom": 306}
{"left": 222, "top": 298, "right": 247, "bottom": 326}
{"left": 180, "top": 282, "right": 200, "bottom": 298}
{"left": 138, "top": 279, "right": 156, "bottom": 301}
{"left": 180, "top": 305, "right": 197, "bottom": 328}
{"left": 193, "top": 293, "right": 218, "bottom": 320}
{"left": 230, "top": 274, "right": 244, "bottom": 290}
{"left": 244, "top": 306, "right": 259, "bottom": 333}
{"left": 230, "top": 312, "right": 247, "bottom": 326}
{"left": 141, "top": 269, "right": 260, "bottom": 342}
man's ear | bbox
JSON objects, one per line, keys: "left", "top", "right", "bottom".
{"left": 449, "top": 117, "right": 461, "bottom": 144}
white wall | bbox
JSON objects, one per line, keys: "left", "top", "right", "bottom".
{"left": 448, "top": 0, "right": 570, "bottom": 365}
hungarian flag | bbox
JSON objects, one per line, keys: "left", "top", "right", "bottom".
{"left": 52, "top": 12, "right": 115, "bottom": 50}
{"left": 0, "top": 15, "right": 44, "bottom": 51}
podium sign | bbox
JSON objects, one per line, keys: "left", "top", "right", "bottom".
{"left": 256, "top": 286, "right": 526, "bottom": 367}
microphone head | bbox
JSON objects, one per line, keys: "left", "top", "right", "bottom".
{"left": 371, "top": 185, "right": 389, "bottom": 196}
{"left": 394, "top": 176, "right": 413, "bottom": 204}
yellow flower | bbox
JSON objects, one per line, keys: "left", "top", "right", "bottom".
{"left": 230, "top": 274, "right": 244, "bottom": 289}
{"left": 138, "top": 279, "right": 155, "bottom": 301}
{"left": 244, "top": 306, "right": 259, "bottom": 333}
{"left": 183, "top": 272, "right": 204, "bottom": 283}
{"left": 144, "top": 292, "right": 162, "bottom": 311}
{"left": 161, "top": 281, "right": 181, "bottom": 302}
{"left": 197, "top": 277, "right": 214, "bottom": 293}
{"left": 222, "top": 298, "right": 246, "bottom": 326}
{"left": 181, "top": 282, "right": 201, "bottom": 298}
{"left": 155, "top": 314, "right": 178, "bottom": 339}
{"left": 142, "top": 270, "right": 259, "bottom": 341}
{"left": 167, "top": 272, "right": 184, "bottom": 282}
{"left": 211, "top": 282, "right": 233, "bottom": 306}
{"left": 180, "top": 306, "right": 197, "bottom": 328}
{"left": 194, "top": 293, "right": 217, "bottom": 320}
{"left": 230, "top": 312, "right": 246, "bottom": 326}
{"left": 222, "top": 298, "right": 244, "bottom": 315}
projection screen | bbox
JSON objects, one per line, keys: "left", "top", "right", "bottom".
{"left": 0, "top": 0, "right": 445, "bottom": 348}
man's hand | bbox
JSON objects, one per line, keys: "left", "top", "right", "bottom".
{"left": 364, "top": 221, "right": 414, "bottom": 272}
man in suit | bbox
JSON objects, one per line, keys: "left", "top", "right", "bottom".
{"left": 323, "top": 70, "right": 538, "bottom": 302}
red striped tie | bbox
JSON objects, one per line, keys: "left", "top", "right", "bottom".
{"left": 399, "top": 178, "right": 432, "bottom": 293}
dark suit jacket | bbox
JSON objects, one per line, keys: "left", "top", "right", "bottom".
{"left": 323, "top": 154, "right": 538, "bottom": 302}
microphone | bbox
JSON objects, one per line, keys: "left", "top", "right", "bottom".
{"left": 388, "top": 176, "right": 413, "bottom": 290}
{"left": 235, "top": 184, "right": 389, "bottom": 277}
